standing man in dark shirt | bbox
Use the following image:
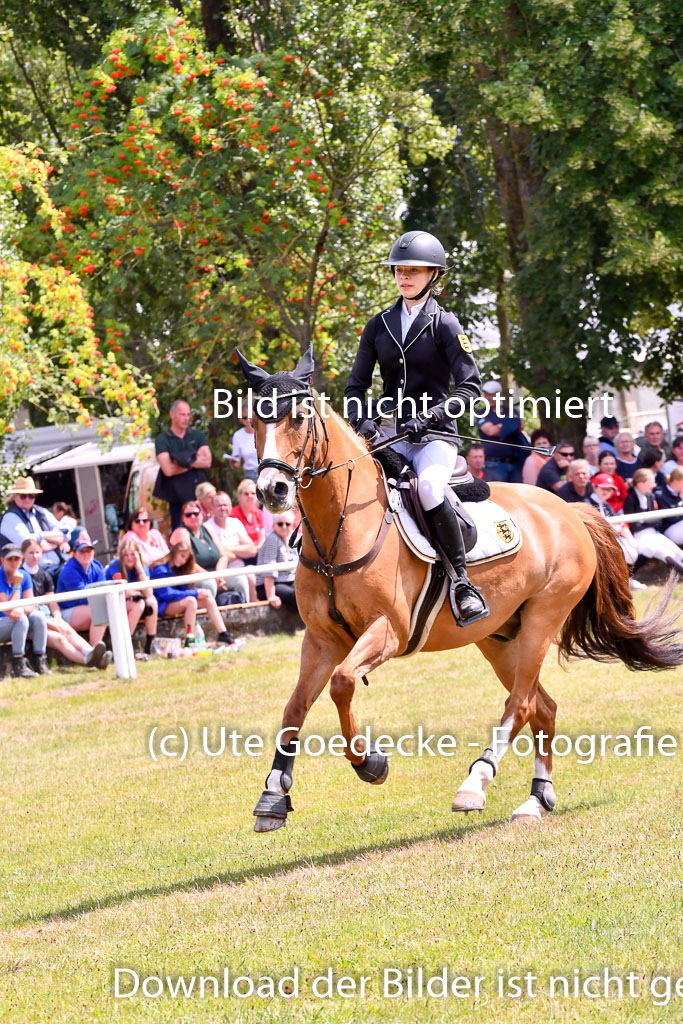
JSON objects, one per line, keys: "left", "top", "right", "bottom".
{"left": 153, "top": 400, "right": 212, "bottom": 530}
{"left": 477, "top": 381, "right": 529, "bottom": 483}
{"left": 536, "top": 442, "right": 575, "bottom": 493}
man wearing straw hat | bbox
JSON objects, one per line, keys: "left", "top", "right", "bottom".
{"left": 0, "top": 476, "right": 68, "bottom": 574}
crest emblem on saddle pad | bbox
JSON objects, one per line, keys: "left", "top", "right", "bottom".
{"left": 457, "top": 334, "right": 472, "bottom": 353}
{"left": 496, "top": 520, "right": 514, "bottom": 544}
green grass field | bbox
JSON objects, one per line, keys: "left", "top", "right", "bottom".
{"left": 1, "top": 590, "right": 682, "bottom": 1023}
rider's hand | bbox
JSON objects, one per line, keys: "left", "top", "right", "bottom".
{"left": 357, "top": 419, "right": 379, "bottom": 444}
{"left": 404, "top": 413, "right": 434, "bottom": 442}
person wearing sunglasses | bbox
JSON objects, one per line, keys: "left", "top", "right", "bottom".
{"left": 170, "top": 502, "right": 237, "bottom": 601}
{"left": 122, "top": 508, "right": 169, "bottom": 565}
{"left": 0, "top": 476, "right": 69, "bottom": 574}
{"left": 536, "top": 443, "right": 575, "bottom": 493}
{"left": 255, "top": 514, "right": 299, "bottom": 610}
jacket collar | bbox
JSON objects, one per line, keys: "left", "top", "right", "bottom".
{"left": 381, "top": 294, "right": 437, "bottom": 353}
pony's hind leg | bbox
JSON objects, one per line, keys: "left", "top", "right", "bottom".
{"left": 253, "top": 629, "right": 348, "bottom": 833}
{"left": 329, "top": 616, "right": 401, "bottom": 785}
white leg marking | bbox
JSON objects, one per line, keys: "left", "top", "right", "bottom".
{"left": 265, "top": 769, "right": 285, "bottom": 794}
{"left": 510, "top": 757, "right": 552, "bottom": 822}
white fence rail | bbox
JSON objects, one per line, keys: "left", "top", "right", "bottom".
{"left": 0, "top": 561, "right": 298, "bottom": 680}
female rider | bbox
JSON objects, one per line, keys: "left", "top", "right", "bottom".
{"left": 344, "top": 230, "right": 486, "bottom": 623}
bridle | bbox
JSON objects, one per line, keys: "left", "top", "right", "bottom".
{"left": 256, "top": 385, "right": 333, "bottom": 490}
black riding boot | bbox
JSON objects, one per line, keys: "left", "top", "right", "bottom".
{"left": 425, "top": 500, "right": 488, "bottom": 623}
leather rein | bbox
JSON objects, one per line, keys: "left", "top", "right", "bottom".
{"left": 256, "top": 389, "right": 395, "bottom": 652}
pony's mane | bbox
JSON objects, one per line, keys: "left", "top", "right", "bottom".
{"left": 313, "top": 389, "right": 369, "bottom": 459}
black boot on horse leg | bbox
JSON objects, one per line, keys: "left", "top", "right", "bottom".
{"left": 425, "top": 500, "right": 489, "bottom": 625}
{"left": 253, "top": 740, "right": 297, "bottom": 832}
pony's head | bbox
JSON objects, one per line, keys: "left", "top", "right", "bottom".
{"left": 236, "top": 345, "right": 320, "bottom": 512}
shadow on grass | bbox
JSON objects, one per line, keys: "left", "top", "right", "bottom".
{"left": 20, "top": 794, "right": 615, "bottom": 927}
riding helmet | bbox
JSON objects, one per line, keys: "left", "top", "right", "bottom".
{"left": 383, "top": 230, "right": 447, "bottom": 269}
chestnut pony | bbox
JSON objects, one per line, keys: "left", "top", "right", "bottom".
{"left": 239, "top": 350, "right": 683, "bottom": 833}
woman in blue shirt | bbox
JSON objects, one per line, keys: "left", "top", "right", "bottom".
{"left": 150, "top": 541, "right": 234, "bottom": 645}
{"left": 55, "top": 539, "right": 107, "bottom": 647}
{"left": 0, "top": 543, "right": 49, "bottom": 677}
{"left": 105, "top": 538, "right": 158, "bottom": 656}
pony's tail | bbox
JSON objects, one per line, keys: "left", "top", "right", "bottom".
{"left": 558, "top": 505, "right": 683, "bottom": 671}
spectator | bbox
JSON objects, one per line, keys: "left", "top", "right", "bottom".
{"left": 205, "top": 492, "right": 255, "bottom": 603}
{"left": 55, "top": 539, "right": 108, "bottom": 648}
{"left": 255, "top": 512, "right": 299, "bottom": 609}
{"left": 663, "top": 435, "right": 683, "bottom": 477}
{"left": 636, "top": 421, "right": 671, "bottom": 460}
{"left": 195, "top": 481, "right": 217, "bottom": 521}
{"left": 122, "top": 508, "right": 170, "bottom": 565}
{"left": 0, "top": 476, "right": 68, "bottom": 576}
{"left": 52, "top": 502, "right": 78, "bottom": 533}
{"left": 582, "top": 436, "right": 601, "bottom": 477}
{"left": 641, "top": 448, "right": 666, "bottom": 488}
{"left": 228, "top": 414, "right": 259, "bottom": 482}
{"left": 0, "top": 543, "right": 49, "bottom": 677}
{"left": 152, "top": 399, "right": 212, "bottom": 530}
{"left": 557, "top": 459, "right": 592, "bottom": 503}
{"left": 622, "top": 468, "right": 683, "bottom": 574}
{"left": 170, "top": 500, "right": 232, "bottom": 601}
{"left": 614, "top": 431, "right": 642, "bottom": 483}
{"left": 150, "top": 541, "right": 235, "bottom": 645}
{"left": 230, "top": 479, "right": 266, "bottom": 560}
{"left": 585, "top": 476, "right": 644, "bottom": 590}
{"left": 597, "top": 451, "right": 627, "bottom": 512}
{"left": 105, "top": 539, "right": 158, "bottom": 656}
{"left": 21, "top": 539, "right": 110, "bottom": 668}
{"left": 477, "top": 381, "right": 529, "bottom": 483}
{"left": 598, "top": 415, "right": 619, "bottom": 454}
{"left": 464, "top": 443, "right": 487, "bottom": 480}
{"left": 655, "top": 467, "right": 683, "bottom": 547}
{"left": 536, "top": 441, "right": 574, "bottom": 493}
{"left": 522, "top": 429, "right": 552, "bottom": 485}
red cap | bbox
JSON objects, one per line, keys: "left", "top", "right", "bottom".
{"left": 592, "top": 473, "right": 616, "bottom": 489}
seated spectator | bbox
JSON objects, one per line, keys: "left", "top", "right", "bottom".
{"left": 21, "top": 539, "right": 110, "bottom": 668}
{"left": 655, "top": 467, "right": 683, "bottom": 547}
{"left": 195, "top": 481, "right": 217, "bottom": 522}
{"left": 536, "top": 442, "right": 574, "bottom": 493}
{"left": 205, "top": 492, "right": 254, "bottom": 603}
{"left": 622, "top": 469, "right": 683, "bottom": 574}
{"left": 228, "top": 414, "right": 259, "bottom": 482}
{"left": 255, "top": 513, "right": 299, "bottom": 609}
{"left": 464, "top": 443, "right": 486, "bottom": 481}
{"left": 106, "top": 540, "right": 158, "bottom": 656}
{"left": 585, "top": 475, "right": 643, "bottom": 589}
{"left": 582, "top": 436, "right": 601, "bottom": 477}
{"left": 0, "top": 476, "right": 68, "bottom": 577}
{"left": 169, "top": 500, "right": 235, "bottom": 601}
{"left": 52, "top": 502, "right": 78, "bottom": 533}
{"left": 122, "top": 508, "right": 170, "bottom": 565}
{"left": 663, "top": 435, "right": 683, "bottom": 477}
{"left": 230, "top": 480, "right": 265, "bottom": 562}
{"left": 557, "top": 459, "right": 592, "bottom": 503}
{"left": 0, "top": 543, "right": 49, "bottom": 677}
{"left": 597, "top": 451, "right": 627, "bottom": 512}
{"left": 641, "top": 448, "right": 666, "bottom": 488}
{"left": 598, "top": 416, "right": 619, "bottom": 454}
{"left": 636, "top": 421, "right": 671, "bottom": 460}
{"left": 55, "top": 539, "right": 108, "bottom": 648}
{"left": 150, "top": 541, "right": 235, "bottom": 645}
{"left": 522, "top": 429, "right": 552, "bottom": 485}
{"left": 614, "top": 431, "right": 642, "bottom": 483}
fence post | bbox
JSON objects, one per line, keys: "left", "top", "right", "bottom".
{"left": 105, "top": 587, "right": 137, "bottom": 681}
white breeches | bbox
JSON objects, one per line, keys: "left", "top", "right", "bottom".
{"left": 663, "top": 519, "right": 683, "bottom": 546}
{"left": 633, "top": 527, "right": 683, "bottom": 567}
{"left": 390, "top": 438, "right": 458, "bottom": 511}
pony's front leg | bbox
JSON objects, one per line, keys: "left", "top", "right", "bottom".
{"left": 329, "top": 616, "right": 401, "bottom": 786}
{"left": 253, "top": 630, "right": 348, "bottom": 833}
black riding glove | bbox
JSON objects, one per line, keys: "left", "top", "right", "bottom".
{"left": 357, "top": 419, "right": 379, "bottom": 444}
{"left": 403, "top": 413, "right": 434, "bottom": 442}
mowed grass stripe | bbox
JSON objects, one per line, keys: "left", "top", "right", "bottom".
{"left": 0, "top": 590, "right": 681, "bottom": 1022}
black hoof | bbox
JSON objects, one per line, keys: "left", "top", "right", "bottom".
{"left": 253, "top": 789, "right": 293, "bottom": 831}
{"left": 352, "top": 742, "right": 389, "bottom": 785}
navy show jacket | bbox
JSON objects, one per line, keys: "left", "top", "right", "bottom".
{"left": 344, "top": 295, "right": 481, "bottom": 437}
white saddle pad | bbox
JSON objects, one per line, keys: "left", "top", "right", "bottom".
{"left": 388, "top": 489, "right": 522, "bottom": 565}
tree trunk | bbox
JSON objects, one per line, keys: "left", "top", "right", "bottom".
{"left": 201, "top": 0, "right": 236, "bottom": 53}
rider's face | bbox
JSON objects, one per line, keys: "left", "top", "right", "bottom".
{"left": 394, "top": 265, "right": 433, "bottom": 302}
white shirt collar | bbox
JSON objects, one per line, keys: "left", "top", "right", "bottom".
{"left": 402, "top": 298, "right": 427, "bottom": 319}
